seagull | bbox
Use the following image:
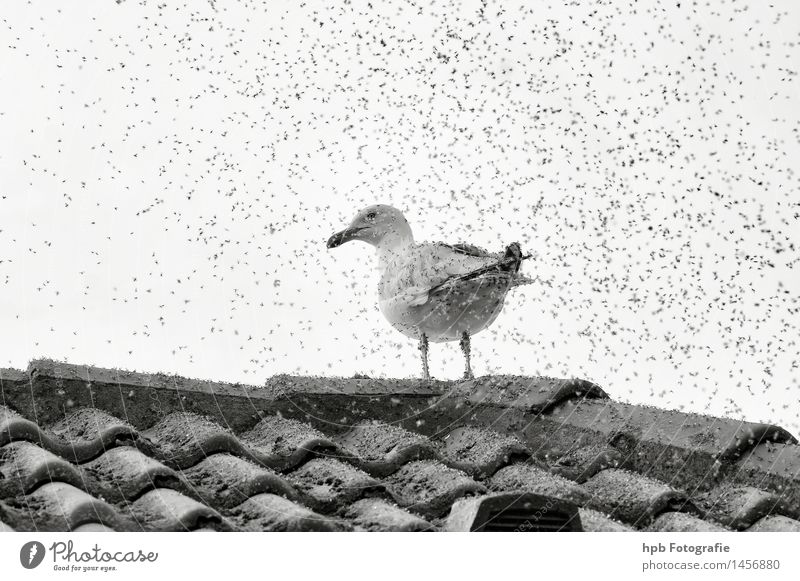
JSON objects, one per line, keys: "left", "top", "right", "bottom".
{"left": 327, "top": 204, "right": 532, "bottom": 380}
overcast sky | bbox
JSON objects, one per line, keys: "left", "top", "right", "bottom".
{"left": 1, "top": 0, "right": 798, "bottom": 433}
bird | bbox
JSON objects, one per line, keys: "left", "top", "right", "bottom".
{"left": 327, "top": 204, "right": 532, "bottom": 380}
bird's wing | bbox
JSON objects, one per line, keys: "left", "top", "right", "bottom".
{"left": 378, "top": 243, "right": 497, "bottom": 307}
{"left": 380, "top": 243, "right": 531, "bottom": 309}
{"left": 426, "top": 243, "right": 505, "bottom": 279}
{"left": 436, "top": 242, "right": 499, "bottom": 259}
{"left": 418, "top": 243, "right": 531, "bottom": 297}
{"left": 428, "top": 263, "right": 517, "bottom": 296}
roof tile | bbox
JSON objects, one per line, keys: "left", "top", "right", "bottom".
{"left": 488, "top": 463, "right": 591, "bottom": 506}
{"left": 578, "top": 508, "right": 634, "bottom": 532}
{"left": 83, "top": 446, "right": 185, "bottom": 503}
{"left": 337, "top": 421, "right": 439, "bottom": 476}
{"left": 240, "top": 415, "right": 338, "bottom": 471}
{"left": 264, "top": 375, "right": 442, "bottom": 396}
{"left": 732, "top": 442, "right": 800, "bottom": 511}
{"left": 446, "top": 375, "right": 608, "bottom": 413}
{"left": 439, "top": 426, "right": 530, "bottom": 478}
{"left": 48, "top": 408, "right": 139, "bottom": 463}
{"left": 229, "top": 493, "right": 349, "bottom": 531}
{"left": 8, "top": 482, "right": 128, "bottom": 531}
{"left": 549, "top": 444, "right": 623, "bottom": 483}
{"left": 286, "top": 458, "right": 384, "bottom": 513}
{"left": 698, "top": 484, "right": 794, "bottom": 530}
{"left": 647, "top": 512, "right": 728, "bottom": 532}
{"left": 142, "top": 412, "right": 249, "bottom": 469}
{"left": 0, "top": 368, "right": 27, "bottom": 384}
{"left": 747, "top": 515, "right": 800, "bottom": 532}
{"left": 129, "top": 488, "right": 230, "bottom": 531}
{"left": 344, "top": 498, "right": 433, "bottom": 531}
{"left": 582, "top": 468, "right": 696, "bottom": 527}
{"left": 73, "top": 523, "right": 116, "bottom": 532}
{"left": 0, "top": 405, "right": 47, "bottom": 448}
{"left": 386, "top": 460, "right": 486, "bottom": 518}
{"left": 544, "top": 399, "right": 796, "bottom": 491}
{"left": 183, "top": 453, "right": 297, "bottom": 510}
{"left": 0, "top": 441, "right": 84, "bottom": 497}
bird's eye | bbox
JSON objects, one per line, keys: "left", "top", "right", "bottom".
{"left": 366, "top": 212, "right": 377, "bottom": 221}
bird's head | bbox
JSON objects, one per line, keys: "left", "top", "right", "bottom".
{"left": 327, "top": 205, "right": 413, "bottom": 249}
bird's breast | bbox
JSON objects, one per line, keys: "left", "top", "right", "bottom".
{"left": 378, "top": 276, "right": 512, "bottom": 342}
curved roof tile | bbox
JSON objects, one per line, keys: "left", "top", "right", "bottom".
{"left": 229, "top": 493, "right": 349, "bottom": 532}
{"left": 181, "top": 453, "right": 297, "bottom": 509}
{"left": 129, "top": 488, "right": 231, "bottom": 531}
{"left": 286, "top": 458, "right": 385, "bottom": 513}
{"left": 9, "top": 482, "right": 130, "bottom": 531}
{"left": 647, "top": 512, "right": 728, "bottom": 532}
{"left": 439, "top": 425, "right": 530, "bottom": 478}
{"left": 0, "top": 441, "right": 84, "bottom": 496}
{"left": 83, "top": 446, "right": 186, "bottom": 503}
{"left": 747, "top": 515, "right": 800, "bottom": 532}
{"left": 344, "top": 498, "right": 433, "bottom": 532}
{"left": 240, "top": 415, "right": 339, "bottom": 471}
{"left": 142, "top": 412, "right": 251, "bottom": 469}
{"left": 489, "top": 462, "right": 591, "bottom": 506}
{"left": 386, "top": 460, "right": 486, "bottom": 518}
{"left": 582, "top": 468, "right": 698, "bottom": 527}
{"left": 336, "top": 421, "right": 439, "bottom": 476}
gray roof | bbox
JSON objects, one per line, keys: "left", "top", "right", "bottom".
{"left": 0, "top": 360, "right": 798, "bottom": 532}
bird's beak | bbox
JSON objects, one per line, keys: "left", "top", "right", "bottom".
{"left": 326, "top": 226, "right": 366, "bottom": 249}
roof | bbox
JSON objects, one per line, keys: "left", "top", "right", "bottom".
{"left": 1, "top": 359, "right": 798, "bottom": 532}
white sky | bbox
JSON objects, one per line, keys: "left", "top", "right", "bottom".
{"left": 1, "top": 0, "right": 798, "bottom": 433}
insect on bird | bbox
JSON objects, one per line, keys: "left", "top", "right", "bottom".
{"left": 327, "top": 205, "right": 533, "bottom": 380}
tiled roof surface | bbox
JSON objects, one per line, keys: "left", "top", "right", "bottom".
{"left": 0, "top": 360, "right": 798, "bottom": 532}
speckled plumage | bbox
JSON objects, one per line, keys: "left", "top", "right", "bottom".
{"left": 376, "top": 240, "right": 528, "bottom": 342}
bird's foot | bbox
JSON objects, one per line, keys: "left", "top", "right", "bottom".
{"left": 462, "top": 370, "right": 474, "bottom": 381}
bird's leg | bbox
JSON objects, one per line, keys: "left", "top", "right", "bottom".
{"left": 460, "top": 331, "right": 474, "bottom": 380}
{"left": 419, "top": 333, "right": 430, "bottom": 381}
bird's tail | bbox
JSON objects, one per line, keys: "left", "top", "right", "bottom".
{"left": 500, "top": 242, "right": 525, "bottom": 274}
